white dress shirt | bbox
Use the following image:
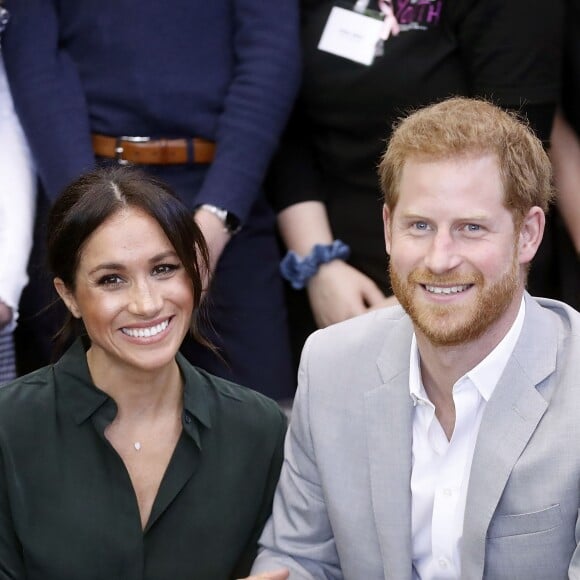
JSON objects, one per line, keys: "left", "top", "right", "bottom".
{"left": 410, "top": 298, "right": 526, "bottom": 579}
{"left": 0, "top": 52, "right": 35, "bottom": 330}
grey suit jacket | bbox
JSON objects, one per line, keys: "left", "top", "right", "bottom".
{"left": 252, "top": 294, "right": 580, "bottom": 579}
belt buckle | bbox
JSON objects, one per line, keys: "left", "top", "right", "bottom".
{"left": 115, "top": 135, "right": 150, "bottom": 165}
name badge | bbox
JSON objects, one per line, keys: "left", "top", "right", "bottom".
{"left": 318, "top": 6, "right": 383, "bottom": 66}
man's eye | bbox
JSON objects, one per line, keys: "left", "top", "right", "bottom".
{"left": 413, "top": 221, "right": 429, "bottom": 231}
{"left": 465, "top": 224, "right": 481, "bottom": 232}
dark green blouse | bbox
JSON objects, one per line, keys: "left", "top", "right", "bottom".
{"left": 0, "top": 340, "right": 287, "bottom": 580}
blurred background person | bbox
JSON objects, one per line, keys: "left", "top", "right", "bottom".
{"left": 549, "top": 0, "right": 580, "bottom": 309}
{"left": 0, "top": 2, "right": 35, "bottom": 385}
{"left": 269, "top": 0, "right": 564, "bottom": 368}
{"left": 0, "top": 167, "right": 287, "bottom": 579}
{"left": 3, "top": 0, "right": 300, "bottom": 401}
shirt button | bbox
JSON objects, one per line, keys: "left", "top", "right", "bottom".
{"left": 438, "top": 557, "right": 449, "bottom": 569}
{"left": 443, "top": 488, "right": 452, "bottom": 496}
{"left": 184, "top": 413, "right": 192, "bottom": 424}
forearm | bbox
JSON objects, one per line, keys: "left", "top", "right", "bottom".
{"left": 265, "top": 104, "right": 324, "bottom": 215}
{"left": 198, "top": 0, "right": 300, "bottom": 223}
{"left": 550, "top": 109, "right": 580, "bottom": 252}
{"left": 278, "top": 202, "right": 389, "bottom": 326}
{"left": 193, "top": 209, "right": 231, "bottom": 278}
{"left": 278, "top": 202, "right": 334, "bottom": 255}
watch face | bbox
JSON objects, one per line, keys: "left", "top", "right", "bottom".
{"left": 197, "top": 204, "right": 241, "bottom": 234}
{"left": 225, "top": 212, "right": 241, "bottom": 234}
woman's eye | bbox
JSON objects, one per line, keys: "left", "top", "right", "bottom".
{"left": 98, "top": 274, "right": 123, "bottom": 287}
{"left": 153, "top": 263, "right": 180, "bottom": 276}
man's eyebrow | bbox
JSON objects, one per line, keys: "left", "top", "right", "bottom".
{"left": 398, "top": 211, "right": 491, "bottom": 221}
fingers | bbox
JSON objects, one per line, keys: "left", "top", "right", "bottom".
{"left": 359, "top": 278, "right": 387, "bottom": 307}
{"left": 307, "top": 261, "right": 388, "bottom": 327}
{"left": 0, "top": 301, "right": 12, "bottom": 329}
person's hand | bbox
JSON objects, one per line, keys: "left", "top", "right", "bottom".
{"left": 239, "top": 569, "right": 289, "bottom": 580}
{"left": 368, "top": 294, "right": 399, "bottom": 311}
{"left": 306, "top": 260, "right": 386, "bottom": 328}
{"left": 0, "top": 301, "right": 13, "bottom": 330}
{"left": 193, "top": 209, "right": 231, "bottom": 282}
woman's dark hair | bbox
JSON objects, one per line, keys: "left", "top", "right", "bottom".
{"left": 47, "top": 165, "right": 212, "bottom": 351}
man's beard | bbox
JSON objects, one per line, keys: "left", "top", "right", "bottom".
{"left": 389, "top": 254, "right": 520, "bottom": 347}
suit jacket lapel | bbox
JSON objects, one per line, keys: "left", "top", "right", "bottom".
{"left": 461, "top": 295, "right": 557, "bottom": 578}
{"left": 366, "top": 315, "right": 414, "bottom": 580}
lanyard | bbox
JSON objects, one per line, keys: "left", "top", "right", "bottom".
{"left": 353, "top": 0, "right": 399, "bottom": 40}
{"left": 378, "top": 0, "right": 400, "bottom": 39}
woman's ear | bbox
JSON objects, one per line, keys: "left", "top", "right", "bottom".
{"left": 53, "top": 278, "right": 81, "bottom": 319}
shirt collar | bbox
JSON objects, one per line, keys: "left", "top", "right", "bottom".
{"left": 466, "top": 297, "right": 525, "bottom": 401}
{"left": 409, "top": 297, "right": 526, "bottom": 404}
{"left": 409, "top": 335, "right": 428, "bottom": 407}
{"left": 55, "top": 339, "right": 213, "bottom": 448}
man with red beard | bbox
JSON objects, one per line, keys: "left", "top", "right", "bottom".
{"left": 249, "top": 97, "right": 580, "bottom": 580}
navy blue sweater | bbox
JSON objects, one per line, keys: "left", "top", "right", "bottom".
{"left": 3, "top": 0, "right": 301, "bottom": 222}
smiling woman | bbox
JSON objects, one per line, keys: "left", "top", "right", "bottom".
{"left": 0, "top": 166, "right": 287, "bottom": 580}
{"left": 47, "top": 166, "right": 211, "bottom": 357}
{"left": 52, "top": 204, "right": 198, "bottom": 379}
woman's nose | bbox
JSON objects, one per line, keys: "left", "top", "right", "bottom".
{"left": 128, "top": 280, "right": 162, "bottom": 316}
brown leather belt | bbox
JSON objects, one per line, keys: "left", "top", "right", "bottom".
{"left": 92, "top": 133, "right": 216, "bottom": 165}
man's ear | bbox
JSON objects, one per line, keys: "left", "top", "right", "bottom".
{"left": 383, "top": 204, "right": 392, "bottom": 256}
{"left": 53, "top": 278, "right": 81, "bottom": 319}
{"left": 517, "top": 206, "right": 545, "bottom": 265}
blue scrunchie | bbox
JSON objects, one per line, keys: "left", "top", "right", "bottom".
{"left": 280, "top": 240, "right": 351, "bottom": 290}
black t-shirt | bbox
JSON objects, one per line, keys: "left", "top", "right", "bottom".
{"left": 269, "top": 0, "right": 563, "bottom": 289}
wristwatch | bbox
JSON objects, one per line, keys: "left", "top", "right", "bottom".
{"left": 196, "top": 204, "right": 241, "bottom": 235}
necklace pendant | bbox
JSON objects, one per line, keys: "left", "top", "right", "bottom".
{"left": 134, "top": 442, "right": 142, "bottom": 451}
